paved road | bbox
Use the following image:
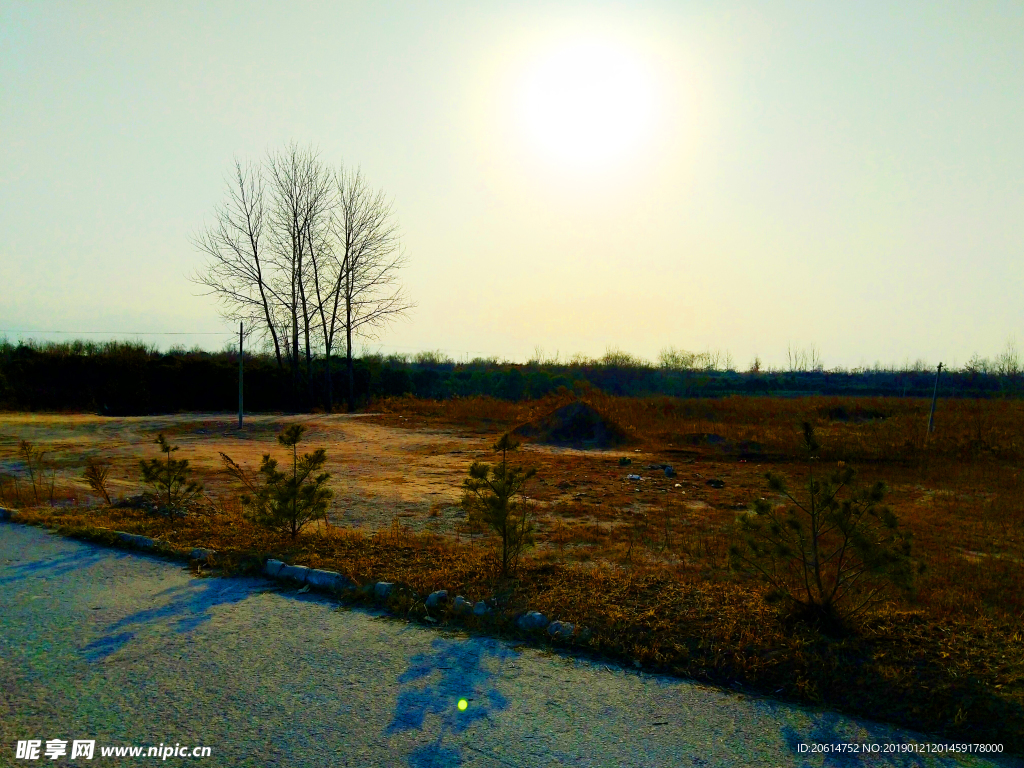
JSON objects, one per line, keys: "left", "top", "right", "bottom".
{"left": 0, "top": 523, "right": 1018, "bottom": 768}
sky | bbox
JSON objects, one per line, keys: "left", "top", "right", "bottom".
{"left": 1, "top": 1, "right": 1021, "bottom": 370}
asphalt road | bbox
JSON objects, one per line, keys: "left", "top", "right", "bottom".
{"left": 0, "top": 523, "right": 1018, "bottom": 768}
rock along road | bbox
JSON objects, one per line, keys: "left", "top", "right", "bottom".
{"left": 0, "top": 523, "right": 1018, "bottom": 768}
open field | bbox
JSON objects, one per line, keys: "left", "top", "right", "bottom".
{"left": 2, "top": 393, "right": 1023, "bottom": 751}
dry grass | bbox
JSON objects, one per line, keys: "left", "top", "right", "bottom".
{"left": 4, "top": 393, "right": 1024, "bottom": 750}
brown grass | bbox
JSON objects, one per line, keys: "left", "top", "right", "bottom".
{"left": 4, "top": 393, "right": 1024, "bottom": 751}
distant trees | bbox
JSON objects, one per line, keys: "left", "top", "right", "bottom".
{"left": 194, "top": 143, "right": 412, "bottom": 411}
{"left": 786, "top": 344, "right": 823, "bottom": 373}
{"left": 658, "top": 347, "right": 735, "bottom": 373}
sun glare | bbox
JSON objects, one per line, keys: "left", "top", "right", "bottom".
{"left": 515, "top": 38, "right": 658, "bottom": 169}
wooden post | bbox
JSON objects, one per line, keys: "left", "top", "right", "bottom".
{"left": 927, "top": 362, "right": 943, "bottom": 434}
{"left": 238, "top": 322, "right": 244, "bottom": 429}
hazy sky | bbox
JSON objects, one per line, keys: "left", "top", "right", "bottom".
{"left": 2, "top": 1, "right": 1021, "bottom": 369}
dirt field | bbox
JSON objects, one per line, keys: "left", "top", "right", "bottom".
{"left": 0, "top": 413, "right": 479, "bottom": 531}
{"left": 0, "top": 410, "right": 771, "bottom": 564}
{"left": 2, "top": 397, "right": 1022, "bottom": 589}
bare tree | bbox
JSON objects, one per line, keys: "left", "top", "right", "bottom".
{"left": 194, "top": 146, "right": 412, "bottom": 412}
{"left": 333, "top": 166, "right": 414, "bottom": 411}
{"left": 193, "top": 160, "right": 285, "bottom": 369}
{"left": 266, "top": 144, "right": 334, "bottom": 404}
{"left": 307, "top": 203, "right": 348, "bottom": 412}
{"left": 995, "top": 337, "right": 1021, "bottom": 378}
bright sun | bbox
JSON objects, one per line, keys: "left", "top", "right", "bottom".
{"left": 516, "top": 38, "right": 657, "bottom": 169}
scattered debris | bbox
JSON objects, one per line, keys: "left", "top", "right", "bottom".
{"left": 189, "top": 547, "right": 217, "bottom": 564}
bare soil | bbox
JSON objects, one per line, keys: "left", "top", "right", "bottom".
{"left": 0, "top": 411, "right": 765, "bottom": 563}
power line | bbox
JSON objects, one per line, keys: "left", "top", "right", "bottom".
{"left": 0, "top": 330, "right": 231, "bottom": 335}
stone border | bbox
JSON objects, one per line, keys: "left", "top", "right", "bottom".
{"left": 260, "top": 562, "right": 593, "bottom": 642}
{"left": 116, "top": 532, "right": 160, "bottom": 551}
{"left": 262, "top": 558, "right": 356, "bottom": 593}
{"left": 0, "top": 506, "right": 592, "bottom": 646}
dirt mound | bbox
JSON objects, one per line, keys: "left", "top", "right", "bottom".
{"left": 512, "top": 401, "right": 630, "bottom": 449}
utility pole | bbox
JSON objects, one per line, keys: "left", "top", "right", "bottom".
{"left": 927, "top": 362, "right": 943, "bottom": 434}
{"left": 237, "top": 323, "right": 243, "bottom": 434}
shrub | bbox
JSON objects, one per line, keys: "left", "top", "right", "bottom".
{"left": 139, "top": 434, "right": 203, "bottom": 510}
{"left": 18, "top": 440, "right": 47, "bottom": 505}
{"left": 730, "top": 422, "right": 920, "bottom": 630}
{"left": 221, "top": 424, "right": 332, "bottom": 538}
{"left": 462, "top": 433, "right": 536, "bottom": 577}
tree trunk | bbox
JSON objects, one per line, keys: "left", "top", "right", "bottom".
{"left": 291, "top": 304, "right": 300, "bottom": 410}
{"left": 346, "top": 307, "right": 355, "bottom": 413}
{"left": 325, "top": 349, "right": 333, "bottom": 413}
{"left": 300, "top": 271, "right": 312, "bottom": 409}
{"left": 345, "top": 268, "right": 355, "bottom": 412}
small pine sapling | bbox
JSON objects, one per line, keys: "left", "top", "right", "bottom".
{"left": 730, "top": 422, "right": 921, "bottom": 631}
{"left": 221, "top": 424, "right": 332, "bottom": 538}
{"left": 139, "top": 433, "right": 203, "bottom": 511}
{"left": 462, "top": 433, "right": 537, "bottom": 577}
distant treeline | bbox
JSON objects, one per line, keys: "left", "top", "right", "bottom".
{"left": 0, "top": 340, "right": 1021, "bottom": 414}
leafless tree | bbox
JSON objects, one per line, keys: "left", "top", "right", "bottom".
{"left": 192, "top": 160, "right": 285, "bottom": 369}
{"left": 194, "top": 146, "right": 412, "bottom": 412}
{"left": 787, "top": 344, "right": 822, "bottom": 373}
{"left": 266, "top": 144, "right": 334, "bottom": 403}
{"left": 332, "top": 166, "right": 414, "bottom": 411}
{"left": 307, "top": 202, "right": 348, "bottom": 412}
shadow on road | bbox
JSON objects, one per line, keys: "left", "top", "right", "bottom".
{"left": 0, "top": 546, "right": 119, "bottom": 586}
{"left": 388, "top": 635, "right": 519, "bottom": 767}
{"left": 81, "top": 578, "right": 266, "bottom": 661}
